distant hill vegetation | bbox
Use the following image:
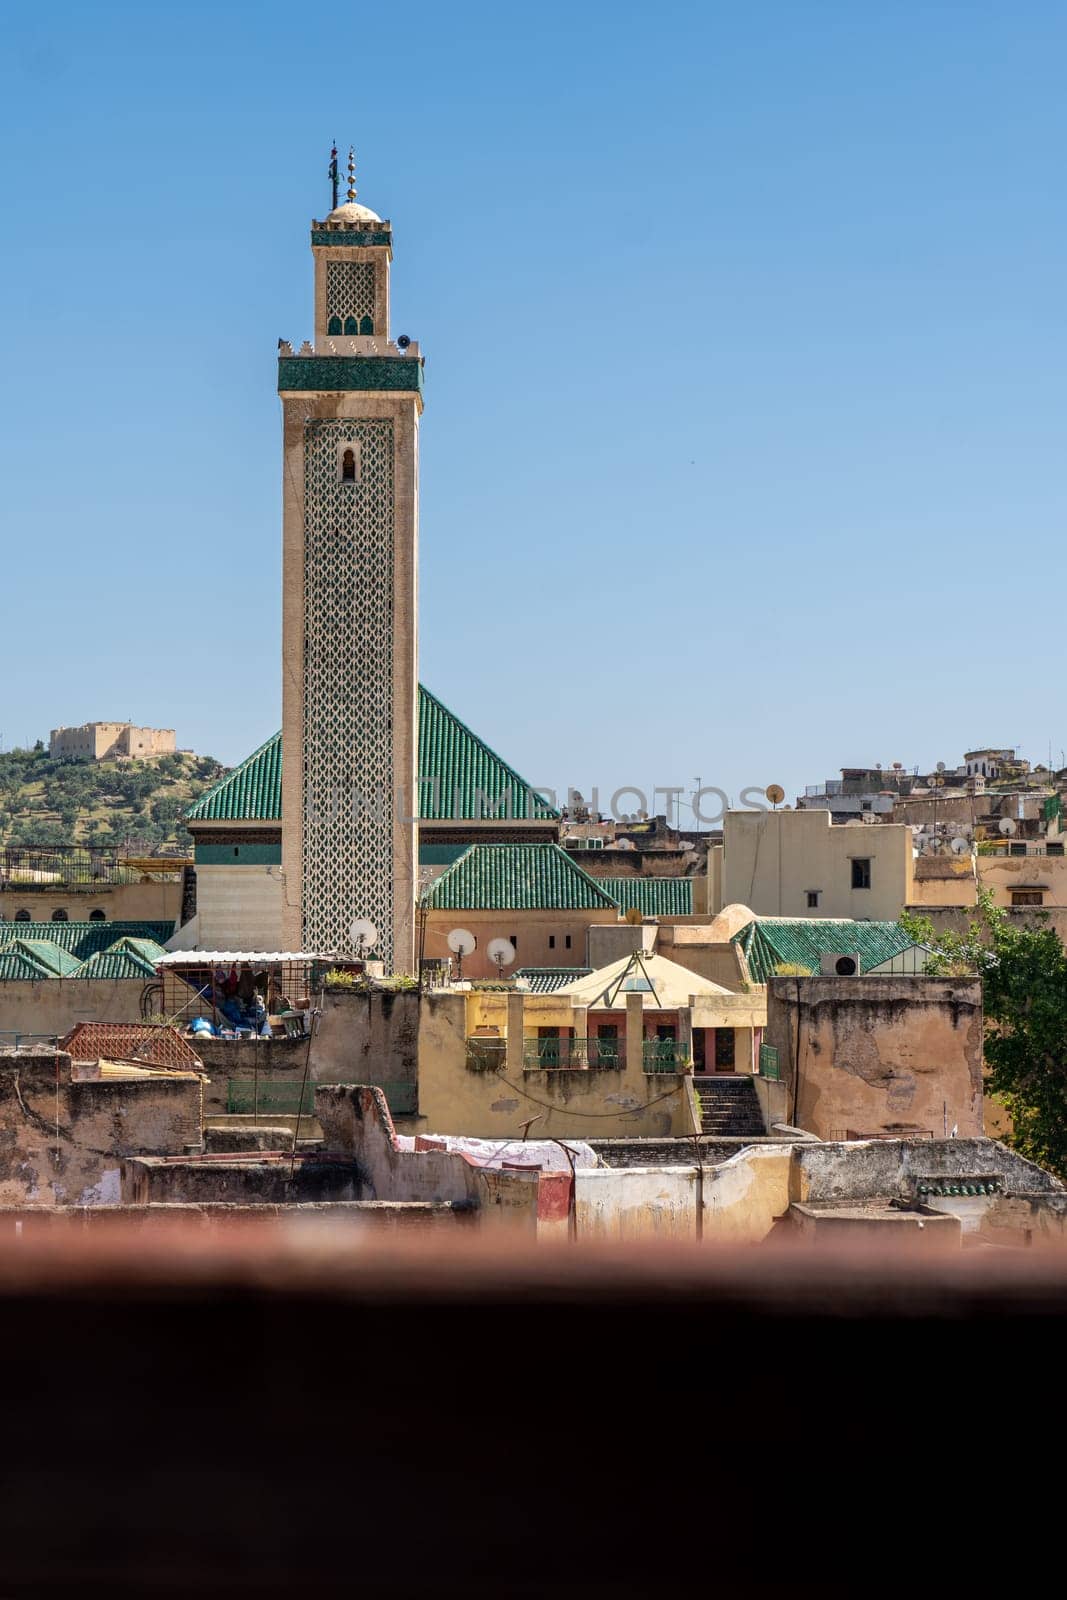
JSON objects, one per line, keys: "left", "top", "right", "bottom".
{"left": 0, "top": 744, "right": 227, "bottom": 853}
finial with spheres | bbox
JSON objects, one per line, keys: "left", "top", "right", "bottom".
{"left": 347, "top": 147, "right": 358, "bottom": 203}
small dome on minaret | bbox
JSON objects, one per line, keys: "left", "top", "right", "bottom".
{"left": 325, "top": 199, "right": 382, "bottom": 224}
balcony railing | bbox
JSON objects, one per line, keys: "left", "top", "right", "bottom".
{"left": 465, "top": 1038, "right": 506, "bottom": 1072}
{"left": 0, "top": 846, "right": 185, "bottom": 891}
{"left": 642, "top": 1040, "right": 686, "bottom": 1073}
{"left": 523, "top": 1039, "right": 622, "bottom": 1070}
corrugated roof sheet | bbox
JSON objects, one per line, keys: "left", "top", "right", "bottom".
{"left": 516, "top": 967, "right": 593, "bottom": 993}
{"left": 423, "top": 845, "right": 618, "bottom": 911}
{"left": 185, "top": 686, "right": 557, "bottom": 824}
{"left": 594, "top": 878, "right": 694, "bottom": 916}
{"left": 733, "top": 918, "right": 917, "bottom": 984}
{"left": 0, "top": 922, "right": 174, "bottom": 959}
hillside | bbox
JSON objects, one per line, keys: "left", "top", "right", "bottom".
{"left": 0, "top": 745, "right": 228, "bottom": 853}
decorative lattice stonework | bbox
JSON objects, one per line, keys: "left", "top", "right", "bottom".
{"left": 302, "top": 418, "right": 396, "bottom": 964}
{"left": 327, "top": 261, "right": 376, "bottom": 327}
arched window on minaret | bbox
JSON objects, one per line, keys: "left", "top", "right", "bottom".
{"left": 359, "top": 314, "right": 374, "bottom": 335}
{"left": 327, "top": 315, "right": 343, "bottom": 335}
{"left": 344, "top": 315, "right": 359, "bottom": 335}
{"left": 341, "top": 448, "right": 357, "bottom": 483}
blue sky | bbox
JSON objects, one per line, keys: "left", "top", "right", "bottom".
{"left": 1, "top": 2, "right": 1065, "bottom": 820}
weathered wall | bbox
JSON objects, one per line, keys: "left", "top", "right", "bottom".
{"left": 0, "top": 880, "right": 181, "bottom": 925}
{"left": 765, "top": 976, "right": 983, "bottom": 1140}
{"left": 0, "top": 980, "right": 160, "bottom": 1041}
{"left": 192, "top": 1035, "right": 313, "bottom": 1116}
{"left": 723, "top": 809, "right": 914, "bottom": 921}
{"left": 0, "top": 1047, "right": 203, "bottom": 1207}
{"left": 122, "top": 1156, "right": 365, "bottom": 1205}
{"left": 788, "top": 1136, "right": 1060, "bottom": 1205}
{"left": 314, "top": 989, "right": 419, "bottom": 1085}
{"left": 909, "top": 855, "right": 977, "bottom": 909}
{"left": 977, "top": 852, "right": 1067, "bottom": 909}
{"left": 574, "top": 1144, "right": 792, "bottom": 1243}
{"left": 702, "top": 1146, "right": 793, "bottom": 1241}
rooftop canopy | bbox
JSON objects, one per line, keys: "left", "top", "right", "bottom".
{"left": 554, "top": 951, "right": 733, "bottom": 1011}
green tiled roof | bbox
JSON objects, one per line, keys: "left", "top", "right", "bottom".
{"left": 0, "top": 922, "right": 174, "bottom": 961}
{"left": 594, "top": 878, "right": 694, "bottom": 916}
{"left": 423, "top": 845, "right": 618, "bottom": 911}
{"left": 185, "top": 686, "right": 557, "bottom": 824}
{"left": 0, "top": 939, "right": 82, "bottom": 977}
{"left": 417, "top": 686, "right": 557, "bottom": 821}
{"left": 186, "top": 730, "right": 282, "bottom": 822}
{"left": 73, "top": 937, "right": 168, "bottom": 980}
{"left": 733, "top": 918, "right": 917, "bottom": 984}
{"left": 0, "top": 940, "right": 81, "bottom": 981}
{"left": 517, "top": 967, "right": 593, "bottom": 993}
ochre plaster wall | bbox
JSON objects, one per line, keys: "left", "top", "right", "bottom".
{"left": 0, "top": 1049, "right": 202, "bottom": 1207}
{"left": 0, "top": 979, "right": 158, "bottom": 1039}
{"left": 424, "top": 908, "right": 617, "bottom": 979}
{"left": 765, "top": 977, "right": 983, "bottom": 1140}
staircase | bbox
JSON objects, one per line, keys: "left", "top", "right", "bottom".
{"left": 693, "top": 1075, "right": 766, "bottom": 1138}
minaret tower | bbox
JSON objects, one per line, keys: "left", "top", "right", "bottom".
{"left": 279, "top": 149, "right": 423, "bottom": 971}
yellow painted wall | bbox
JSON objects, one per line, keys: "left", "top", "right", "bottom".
{"left": 417, "top": 991, "right": 697, "bottom": 1140}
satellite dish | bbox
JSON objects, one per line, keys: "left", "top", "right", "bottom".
{"left": 765, "top": 784, "right": 785, "bottom": 807}
{"left": 447, "top": 926, "right": 476, "bottom": 979}
{"left": 486, "top": 937, "right": 516, "bottom": 972}
{"left": 936, "top": 761, "right": 946, "bottom": 772}
{"left": 348, "top": 917, "right": 378, "bottom": 954}
{"left": 950, "top": 837, "right": 970, "bottom": 855}
{"left": 999, "top": 818, "right": 1017, "bottom": 836}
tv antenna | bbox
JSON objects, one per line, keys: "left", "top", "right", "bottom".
{"left": 348, "top": 917, "right": 378, "bottom": 957}
{"left": 486, "top": 937, "right": 516, "bottom": 977}
{"left": 447, "top": 926, "right": 476, "bottom": 979}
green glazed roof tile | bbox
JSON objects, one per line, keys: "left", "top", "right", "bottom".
{"left": 185, "top": 730, "right": 282, "bottom": 822}
{"left": 73, "top": 937, "right": 168, "bottom": 980}
{"left": 0, "top": 922, "right": 174, "bottom": 965}
{"left": 186, "top": 686, "right": 557, "bottom": 824}
{"left": 516, "top": 967, "right": 593, "bottom": 993}
{"left": 733, "top": 918, "right": 916, "bottom": 984}
{"left": 423, "top": 845, "right": 618, "bottom": 911}
{"left": 593, "top": 878, "right": 694, "bottom": 916}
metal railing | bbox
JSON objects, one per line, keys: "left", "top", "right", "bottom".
{"left": 523, "top": 1039, "right": 621, "bottom": 1070}
{"left": 0, "top": 845, "right": 185, "bottom": 891}
{"left": 758, "top": 1043, "right": 781, "bottom": 1081}
{"left": 465, "top": 1038, "right": 506, "bottom": 1072}
{"left": 642, "top": 1040, "right": 686, "bottom": 1073}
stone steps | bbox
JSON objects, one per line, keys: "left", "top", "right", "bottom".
{"left": 693, "top": 1076, "right": 766, "bottom": 1138}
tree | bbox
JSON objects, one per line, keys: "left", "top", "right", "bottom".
{"left": 901, "top": 891, "right": 1067, "bottom": 1179}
